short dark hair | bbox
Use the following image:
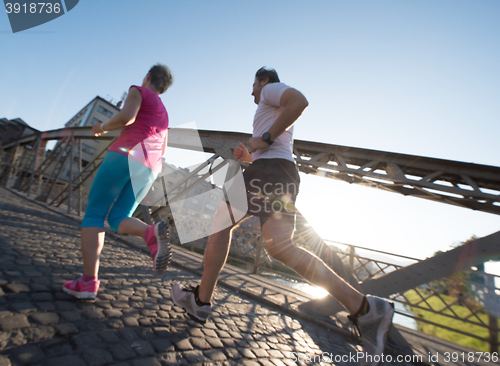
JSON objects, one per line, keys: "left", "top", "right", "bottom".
{"left": 255, "top": 67, "right": 280, "bottom": 84}
{"left": 148, "top": 64, "right": 173, "bottom": 94}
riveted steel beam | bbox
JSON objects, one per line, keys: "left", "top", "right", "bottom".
{"left": 3, "top": 127, "right": 499, "bottom": 214}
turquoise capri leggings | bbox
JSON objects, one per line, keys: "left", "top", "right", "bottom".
{"left": 82, "top": 151, "right": 158, "bottom": 232}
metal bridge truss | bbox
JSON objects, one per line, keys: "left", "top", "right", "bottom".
{"left": 330, "top": 233, "right": 500, "bottom": 351}
{"left": 292, "top": 140, "right": 500, "bottom": 215}
{"left": 3, "top": 126, "right": 500, "bottom": 351}
{"left": 4, "top": 127, "right": 500, "bottom": 215}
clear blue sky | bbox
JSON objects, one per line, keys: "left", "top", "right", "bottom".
{"left": 2, "top": 1, "right": 499, "bottom": 266}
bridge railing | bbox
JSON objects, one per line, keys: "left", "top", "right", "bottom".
{"left": 330, "top": 240, "right": 500, "bottom": 353}
{"left": 2, "top": 127, "right": 499, "bottom": 353}
{"left": 282, "top": 236, "right": 500, "bottom": 353}
{"left": 142, "top": 201, "right": 500, "bottom": 353}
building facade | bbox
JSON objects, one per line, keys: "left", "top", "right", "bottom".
{"left": 61, "top": 96, "right": 121, "bottom": 180}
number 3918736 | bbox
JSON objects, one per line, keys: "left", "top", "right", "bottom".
{"left": 5, "top": 3, "right": 61, "bottom": 14}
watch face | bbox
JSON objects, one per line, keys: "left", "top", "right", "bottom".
{"left": 262, "top": 132, "right": 272, "bottom": 144}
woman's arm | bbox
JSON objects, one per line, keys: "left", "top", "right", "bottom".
{"left": 93, "top": 87, "right": 142, "bottom": 136}
{"left": 161, "top": 130, "right": 168, "bottom": 156}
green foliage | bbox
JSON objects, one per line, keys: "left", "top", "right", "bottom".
{"left": 405, "top": 289, "right": 498, "bottom": 352}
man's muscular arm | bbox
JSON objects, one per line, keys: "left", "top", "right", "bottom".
{"left": 249, "top": 88, "right": 308, "bottom": 152}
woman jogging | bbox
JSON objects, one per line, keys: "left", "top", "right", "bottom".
{"left": 63, "top": 64, "right": 173, "bottom": 300}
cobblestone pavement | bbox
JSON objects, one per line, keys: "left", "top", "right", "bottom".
{"left": 0, "top": 186, "right": 481, "bottom": 366}
{"left": 0, "top": 187, "right": 367, "bottom": 366}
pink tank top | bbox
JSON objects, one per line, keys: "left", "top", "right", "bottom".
{"left": 108, "top": 86, "right": 168, "bottom": 172}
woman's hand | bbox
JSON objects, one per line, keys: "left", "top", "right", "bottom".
{"left": 92, "top": 122, "right": 106, "bottom": 136}
{"left": 233, "top": 142, "right": 252, "bottom": 163}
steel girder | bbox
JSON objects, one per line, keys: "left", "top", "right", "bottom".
{"left": 4, "top": 126, "right": 500, "bottom": 215}
{"left": 360, "top": 230, "right": 500, "bottom": 297}
{"left": 292, "top": 140, "right": 500, "bottom": 215}
{"left": 172, "top": 128, "right": 500, "bottom": 216}
{"left": 1, "top": 127, "right": 119, "bottom": 149}
{"left": 4, "top": 126, "right": 500, "bottom": 345}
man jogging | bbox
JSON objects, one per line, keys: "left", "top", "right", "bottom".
{"left": 171, "top": 67, "right": 394, "bottom": 365}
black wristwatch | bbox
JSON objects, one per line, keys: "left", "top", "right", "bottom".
{"left": 262, "top": 132, "right": 274, "bottom": 145}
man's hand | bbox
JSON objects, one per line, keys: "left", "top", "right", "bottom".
{"left": 92, "top": 122, "right": 106, "bottom": 137}
{"left": 248, "top": 137, "right": 270, "bottom": 153}
{"left": 233, "top": 142, "right": 253, "bottom": 163}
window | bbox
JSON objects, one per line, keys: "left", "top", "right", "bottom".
{"left": 81, "top": 144, "right": 96, "bottom": 155}
{"left": 205, "top": 204, "right": 216, "bottom": 211}
{"left": 191, "top": 198, "right": 199, "bottom": 205}
{"left": 209, "top": 194, "right": 218, "bottom": 201}
{"left": 97, "top": 105, "right": 113, "bottom": 118}
{"left": 90, "top": 117, "right": 102, "bottom": 126}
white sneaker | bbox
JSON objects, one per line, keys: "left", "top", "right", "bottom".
{"left": 170, "top": 284, "right": 211, "bottom": 323}
{"left": 349, "top": 295, "right": 395, "bottom": 366}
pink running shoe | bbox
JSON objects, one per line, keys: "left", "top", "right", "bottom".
{"left": 143, "top": 220, "right": 172, "bottom": 275}
{"left": 62, "top": 276, "right": 100, "bottom": 300}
